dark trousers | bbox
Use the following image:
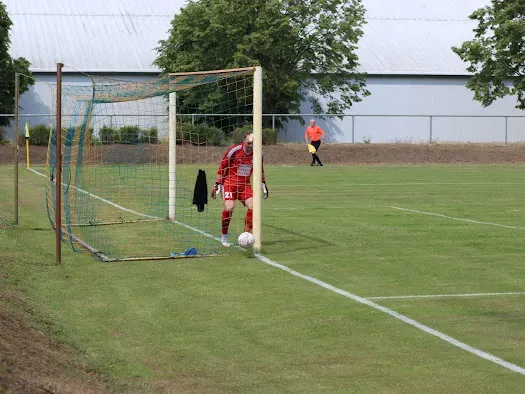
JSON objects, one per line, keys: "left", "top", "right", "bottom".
{"left": 311, "top": 140, "right": 322, "bottom": 164}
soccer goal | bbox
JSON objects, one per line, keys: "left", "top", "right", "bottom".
{"left": 46, "top": 66, "right": 263, "bottom": 262}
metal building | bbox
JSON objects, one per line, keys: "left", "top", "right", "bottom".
{"left": 6, "top": 0, "right": 524, "bottom": 142}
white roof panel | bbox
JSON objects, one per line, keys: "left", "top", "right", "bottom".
{"left": 5, "top": 0, "right": 491, "bottom": 75}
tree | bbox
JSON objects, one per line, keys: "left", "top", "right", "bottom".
{"left": 155, "top": 0, "right": 369, "bottom": 126}
{"left": 0, "top": 1, "right": 33, "bottom": 129}
{"left": 452, "top": 0, "right": 525, "bottom": 109}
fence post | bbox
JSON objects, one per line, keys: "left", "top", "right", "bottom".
{"left": 505, "top": 116, "right": 508, "bottom": 144}
{"left": 14, "top": 73, "right": 19, "bottom": 225}
{"left": 272, "top": 114, "right": 275, "bottom": 131}
{"left": 192, "top": 115, "right": 195, "bottom": 125}
{"left": 429, "top": 116, "right": 433, "bottom": 143}
{"left": 351, "top": 115, "right": 355, "bottom": 144}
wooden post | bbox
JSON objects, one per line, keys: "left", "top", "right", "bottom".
{"left": 56, "top": 63, "right": 63, "bottom": 264}
{"left": 14, "top": 73, "right": 19, "bottom": 225}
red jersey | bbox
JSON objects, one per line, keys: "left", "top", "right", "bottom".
{"left": 216, "top": 142, "right": 265, "bottom": 185}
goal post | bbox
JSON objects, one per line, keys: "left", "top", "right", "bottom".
{"left": 47, "top": 66, "right": 263, "bottom": 261}
{"left": 168, "top": 91, "right": 176, "bottom": 222}
{"left": 252, "top": 66, "right": 263, "bottom": 252}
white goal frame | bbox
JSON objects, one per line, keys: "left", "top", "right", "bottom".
{"left": 167, "top": 67, "right": 263, "bottom": 251}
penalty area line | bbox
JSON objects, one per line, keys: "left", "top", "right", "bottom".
{"left": 367, "top": 291, "right": 525, "bottom": 300}
{"left": 254, "top": 254, "right": 525, "bottom": 376}
{"left": 390, "top": 206, "right": 525, "bottom": 231}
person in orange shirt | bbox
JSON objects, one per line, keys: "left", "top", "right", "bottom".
{"left": 304, "top": 119, "right": 325, "bottom": 166}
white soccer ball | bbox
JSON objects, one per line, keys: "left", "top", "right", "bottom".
{"left": 238, "top": 232, "right": 255, "bottom": 248}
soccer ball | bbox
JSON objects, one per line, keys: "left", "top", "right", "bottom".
{"left": 238, "top": 232, "right": 255, "bottom": 248}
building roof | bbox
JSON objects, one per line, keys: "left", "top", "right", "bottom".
{"left": 360, "top": 0, "right": 490, "bottom": 75}
{"left": 6, "top": 0, "right": 179, "bottom": 73}
{"left": 6, "top": 0, "right": 490, "bottom": 76}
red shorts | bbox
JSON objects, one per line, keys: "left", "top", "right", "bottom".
{"left": 223, "top": 182, "right": 253, "bottom": 203}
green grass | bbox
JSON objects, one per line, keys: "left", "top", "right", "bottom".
{"left": 1, "top": 163, "right": 525, "bottom": 392}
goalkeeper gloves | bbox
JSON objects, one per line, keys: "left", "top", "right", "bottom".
{"left": 262, "top": 182, "right": 269, "bottom": 199}
{"left": 211, "top": 182, "right": 222, "bottom": 199}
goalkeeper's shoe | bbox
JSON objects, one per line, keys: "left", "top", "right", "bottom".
{"left": 221, "top": 234, "right": 231, "bottom": 247}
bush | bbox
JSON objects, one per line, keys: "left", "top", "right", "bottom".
{"left": 139, "top": 127, "right": 158, "bottom": 144}
{"left": 177, "top": 122, "right": 225, "bottom": 146}
{"left": 99, "top": 125, "right": 158, "bottom": 145}
{"left": 262, "top": 128, "right": 278, "bottom": 145}
{"left": 118, "top": 125, "right": 141, "bottom": 144}
{"left": 229, "top": 127, "right": 248, "bottom": 144}
{"left": 99, "top": 125, "right": 119, "bottom": 144}
{"left": 231, "top": 125, "right": 278, "bottom": 145}
{"left": 26, "top": 124, "right": 51, "bottom": 146}
{"left": 0, "top": 127, "right": 6, "bottom": 144}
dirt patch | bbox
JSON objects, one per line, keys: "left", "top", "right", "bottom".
{"left": 0, "top": 277, "right": 108, "bottom": 393}
{"left": 3, "top": 143, "right": 525, "bottom": 166}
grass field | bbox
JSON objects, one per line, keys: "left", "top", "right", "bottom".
{"left": 1, "top": 163, "right": 525, "bottom": 392}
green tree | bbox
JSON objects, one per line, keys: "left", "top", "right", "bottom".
{"left": 155, "top": 0, "right": 369, "bottom": 126}
{"left": 452, "top": 0, "right": 525, "bottom": 109}
{"left": 0, "top": 1, "right": 34, "bottom": 128}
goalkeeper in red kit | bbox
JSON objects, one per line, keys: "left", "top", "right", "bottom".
{"left": 211, "top": 133, "right": 268, "bottom": 247}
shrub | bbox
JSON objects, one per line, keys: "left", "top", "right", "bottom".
{"left": 27, "top": 124, "right": 51, "bottom": 146}
{"left": 231, "top": 125, "right": 278, "bottom": 145}
{"left": 100, "top": 125, "right": 158, "bottom": 145}
{"left": 139, "top": 127, "right": 158, "bottom": 144}
{"left": 99, "top": 125, "right": 119, "bottom": 144}
{"left": 262, "top": 128, "right": 278, "bottom": 145}
{"left": 177, "top": 122, "right": 225, "bottom": 146}
{"left": 118, "top": 125, "right": 141, "bottom": 144}
{"left": 0, "top": 127, "right": 6, "bottom": 144}
{"left": 230, "top": 127, "right": 248, "bottom": 144}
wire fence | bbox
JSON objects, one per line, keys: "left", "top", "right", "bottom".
{"left": 2, "top": 113, "right": 525, "bottom": 144}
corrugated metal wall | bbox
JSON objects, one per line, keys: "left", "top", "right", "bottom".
{"left": 279, "top": 76, "right": 525, "bottom": 144}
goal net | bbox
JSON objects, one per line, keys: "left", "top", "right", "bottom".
{"left": 45, "top": 67, "right": 262, "bottom": 261}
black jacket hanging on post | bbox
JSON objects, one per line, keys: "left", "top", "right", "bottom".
{"left": 192, "top": 169, "right": 208, "bottom": 212}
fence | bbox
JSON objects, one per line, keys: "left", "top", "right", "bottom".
{"left": 2, "top": 113, "right": 525, "bottom": 144}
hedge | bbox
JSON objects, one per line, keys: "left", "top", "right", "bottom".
{"left": 176, "top": 123, "right": 225, "bottom": 146}
{"left": 99, "top": 125, "right": 158, "bottom": 144}
{"left": 17, "top": 124, "right": 51, "bottom": 146}
{"left": 230, "top": 125, "right": 278, "bottom": 145}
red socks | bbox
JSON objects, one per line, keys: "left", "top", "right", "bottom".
{"left": 244, "top": 209, "right": 253, "bottom": 233}
{"left": 222, "top": 210, "right": 232, "bottom": 235}
{"left": 222, "top": 209, "right": 252, "bottom": 234}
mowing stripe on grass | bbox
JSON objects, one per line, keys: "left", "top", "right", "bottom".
{"left": 27, "top": 168, "right": 525, "bottom": 376}
{"left": 255, "top": 253, "right": 525, "bottom": 376}
{"left": 367, "top": 292, "right": 525, "bottom": 300}
{"left": 390, "top": 206, "right": 525, "bottom": 230}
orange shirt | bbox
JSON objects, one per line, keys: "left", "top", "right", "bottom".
{"left": 305, "top": 125, "right": 325, "bottom": 142}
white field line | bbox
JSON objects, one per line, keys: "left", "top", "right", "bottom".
{"left": 391, "top": 206, "right": 525, "bottom": 230}
{"left": 367, "top": 292, "right": 525, "bottom": 300}
{"left": 27, "top": 168, "right": 525, "bottom": 376}
{"left": 285, "top": 182, "right": 525, "bottom": 187}
{"left": 255, "top": 254, "right": 525, "bottom": 376}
